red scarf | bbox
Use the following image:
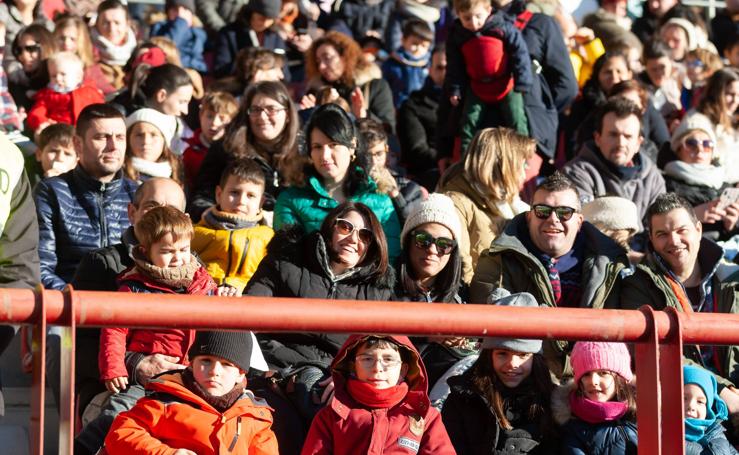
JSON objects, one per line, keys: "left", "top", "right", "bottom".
{"left": 346, "top": 378, "right": 409, "bottom": 409}
{"left": 569, "top": 393, "right": 628, "bottom": 424}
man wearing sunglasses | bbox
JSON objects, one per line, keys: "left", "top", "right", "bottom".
{"left": 562, "top": 97, "right": 666, "bottom": 234}
{"left": 471, "top": 172, "right": 629, "bottom": 378}
{"left": 621, "top": 193, "right": 739, "bottom": 416}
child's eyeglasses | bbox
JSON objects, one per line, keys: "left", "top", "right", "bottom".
{"left": 686, "top": 59, "right": 705, "bottom": 69}
{"left": 334, "top": 219, "right": 373, "bottom": 244}
{"left": 411, "top": 231, "right": 456, "bottom": 255}
{"left": 683, "top": 138, "right": 715, "bottom": 150}
{"left": 531, "top": 204, "right": 577, "bottom": 221}
{"left": 355, "top": 355, "right": 402, "bottom": 369}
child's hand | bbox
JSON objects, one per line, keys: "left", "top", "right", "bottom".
{"left": 217, "top": 285, "right": 239, "bottom": 297}
{"left": 299, "top": 93, "right": 317, "bottom": 110}
{"left": 449, "top": 95, "right": 460, "bottom": 107}
{"left": 573, "top": 27, "right": 595, "bottom": 44}
{"left": 350, "top": 87, "right": 367, "bottom": 119}
{"left": 172, "top": 450, "right": 197, "bottom": 455}
{"left": 105, "top": 376, "right": 128, "bottom": 393}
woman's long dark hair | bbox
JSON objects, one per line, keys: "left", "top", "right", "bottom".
{"left": 400, "top": 232, "right": 462, "bottom": 302}
{"left": 582, "top": 52, "right": 630, "bottom": 105}
{"left": 319, "top": 202, "right": 389, "bottom": 280}
{"left": 698, "top": 67, "right": 739, "bottom": 131}
{"left": 131, "top": 63, "right": 192, "bottom": 105}
{"left": 471, "top": 349, "right": 555, "bottom": 431}
{"left": 301, "top": 103, "right": 370, "bottom": 195}
{"left": 223, "top": 80, "right": 299, "bottom": 171}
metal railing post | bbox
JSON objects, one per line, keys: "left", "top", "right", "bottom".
{"left": 636, "top": 305, "right": 661, "bottom": 454}
{"left": 660, "top": 307, "right": 685, "bottom": 454}
{"left": 29, "top": 285, "right": 46, "bottom": 455}
{"left": 58, "top": 285, "right": 77, "bottom": 454}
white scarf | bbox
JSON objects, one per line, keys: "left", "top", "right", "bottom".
{"left": 92, "top": 28, "right": 137, "bottom": 66}
{"left": 663, "top": 160, "right": 725, "bottom": 190}
{"left": 131, "top": 156, "right": 173, "bottom": 179}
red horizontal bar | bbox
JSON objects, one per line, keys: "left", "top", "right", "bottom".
{"left": 1, "top": 288, "right": 738, "bottom": 345}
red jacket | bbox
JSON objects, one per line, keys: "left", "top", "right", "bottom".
{"left": 105, "top": 371, "right": 279, "bottom": 454}
{"left": 27, "top": 84, "right": 105, "bottom": 130}
{"left": 301, "top": 335, "right": 456, "bottom": 455}
{"left": 98, "top": 265, "right": 217, "bottom": 380}
{"left": 182, "top": 130, "right": 209, "bottom": 190}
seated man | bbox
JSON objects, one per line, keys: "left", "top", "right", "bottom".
{"left": 471, "top": 171, "right": 629, "bottom": 377}
{"left": 621, "top": 193, "right": 739, "bottom": 415}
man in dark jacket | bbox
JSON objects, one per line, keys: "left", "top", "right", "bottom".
{"left": 71, "top": 177, "right": 185, "bottom": 418}
{"left": 562, "top": 98, "right": 666, "bottom": 233}
{"left": 471, "top": 172, "right": 629, "bottom": 377}
{"left": 398, "top": 46, "right": 448, "bottom": 191}
{"left": 621, "top": 193, "right": 739, "bottom": 416}
{"left": 33, "top": 104, "right": 137, "bottom": 408}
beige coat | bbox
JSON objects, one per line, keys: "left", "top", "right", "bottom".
{"left": 438, "top": 165, "right": 529, "bottom": 283}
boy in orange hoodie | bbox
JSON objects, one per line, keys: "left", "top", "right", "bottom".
{"left": 105, "top": 330, "right": 279, "bottom": 454}
{"left": 301, "top": 334, "right": 456, "bottom": 454}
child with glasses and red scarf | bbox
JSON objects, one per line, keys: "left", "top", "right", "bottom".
{"left": 301, "top": 334, "right": 456, "bottom": 455}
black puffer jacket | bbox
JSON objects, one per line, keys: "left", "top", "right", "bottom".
{"left": 397, "top": 79, "right": 444, "bottom": 176}
{"left": 442, "top": 370, "right": 558, "bottom": 454}
{"left": 34, "top": 166, "right": 137, "bottom": 290}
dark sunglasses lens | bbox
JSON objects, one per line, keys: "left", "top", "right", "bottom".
{"left": 554, "top": 207, "right": 575, "bottom": 221}
{"left": 413, "top": 232, "right": 433, "bottom": 248}
{"left": 358, "top": 229, "right": 373, "bottom": 244}
{"left": 335, "top": 219, "right": 353, "bottom": 235}
{"left": 533, "top": 205, "right": 552, "bottom": 219}
{"left": 435, "top": 238, "right": 455, "bottom": 254}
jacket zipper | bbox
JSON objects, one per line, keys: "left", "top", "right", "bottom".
{"left": 225, "top": 231, "right": 234, "bottom": 278}
{"left": 98, "top": 184, "right": 109, "bottom": 247}
{"left": 227, "top": 416, "right": 241, "bottom": 451}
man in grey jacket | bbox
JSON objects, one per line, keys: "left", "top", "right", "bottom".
{"left": 562, "top": 97, "right": 666, "bottom": 232}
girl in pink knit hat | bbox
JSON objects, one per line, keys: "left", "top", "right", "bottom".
{"left": 553, "top": 341, "right": 638, "bottom": 454}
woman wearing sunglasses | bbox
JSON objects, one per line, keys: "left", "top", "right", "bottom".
{"left": 274, "top": 103, "right": 401, "bottom": 259}
{"left": 245, "top": 202, "right": 395, "bottom": 432}
{"left": 395, "top": 194, "right": 480, "bottom": 407}
{"left": 438, "top": 127, "right": 535, "bottom": 283}
{"left": 8, "top": 24, "right": 56, "bottom": 114}
{"left": 664, "top": 116, "right": 739, "bottom": 239}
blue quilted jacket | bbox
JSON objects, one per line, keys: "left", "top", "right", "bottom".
{"left": 34, "top": 166, "right": 137, "bottom": 290}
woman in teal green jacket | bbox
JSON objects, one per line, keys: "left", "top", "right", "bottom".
{"left": 274, "top": 104, "right": 401, "bottom": 258}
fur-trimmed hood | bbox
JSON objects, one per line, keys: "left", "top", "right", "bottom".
{"left": 551, "top": 380, "right": 577, "bottom": 426}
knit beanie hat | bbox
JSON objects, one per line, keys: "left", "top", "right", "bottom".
{"left": 571, "top": 341, "right": 633, "bottom": 385}
{"left": 188, "top": 330, "right": 267, "bottom": 372}
{"left": 165, "top": 0, "right": 195, "bottom": 12}
{"left": 662, "top": 18, "right": 698, "bottom": 52}
{"left": 132, "top": 47, "right": 167, "bottom": 70}
{"left": 683, "top": 365, "right": 728, "bottom": 420}
{"left": 670, "top": 113, "right": 717, "bottom": 153}
{"left": 482, "top": 289, "right": 543, "bottom": 353}
{"left": 401, "top": 193, "right": 463, "bottom": 247}
{"left": 126, "top": 108, "right": 177, "bottom": 147}
{"left": 582, "top": 197, "right": 639, "bottom": 234}
{"left": 246, "top": 0, "right": 281, "bottom": 19}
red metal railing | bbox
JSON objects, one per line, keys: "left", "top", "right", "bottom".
{"left": 2, "top": 286, "right": 739, "bottom": 454}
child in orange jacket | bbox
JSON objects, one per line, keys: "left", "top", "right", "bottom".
{"left": 106, "top": 330, "right": 279, "bottom": 454}
{"left": 301, "top": 334, "right": 456, "bottom": 454}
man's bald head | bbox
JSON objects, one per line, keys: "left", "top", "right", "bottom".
{"left": 128, "top": 178, "right": 187, "bottom": 226}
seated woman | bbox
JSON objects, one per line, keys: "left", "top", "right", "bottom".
{"left": 664, "top": 115, "right": 739, "bottom": 240}
{"left": 442, "top": 291, "right": 558, "bottom": 454}
{"left": 274, "top": 103, "right": 401, "bottom": 258}
{"left": 438, "top": 128, "right": 534, "bottom": 283}
{"left": 244, "top": 201, "right": 395, "bottom": 428}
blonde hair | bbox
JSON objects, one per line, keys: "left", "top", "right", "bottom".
{"left": 134, "top": 206, "right": 193, "bottom": 250}
{"left": 48, "top": 51, "right": 84, "bottom": 73}
{"left": 53, "top": 15, "right": 95, "bottom": 68}
{"left": 463, "top": 128, "right": 535, "bottom": 205}
{"left": 453, "top": 0, "right": 491, "bottom": 13}
{"left": 201, "top": 91, "right": 238, "bottom": 117}
{"left": 594, "top": 225, "right": 633, "bottom": 251}
{"left": 686, "top": 48, "right": 724, "bottom": 77}
{"left": 147, "top": 37, "right": 183, "bottom": 66}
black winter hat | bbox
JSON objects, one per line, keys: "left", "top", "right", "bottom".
{"left": 188, "top": 331, "right": 252, "bottom": 372}
{"left": 166, "top": 0, "right": 196, "bottom": 12}
{"left": 246, "top": 0, "right": 281, "bottom": 19}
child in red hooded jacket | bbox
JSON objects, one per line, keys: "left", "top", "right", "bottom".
{"left": 301, "top": 334, "right": 456, "bottom": 455}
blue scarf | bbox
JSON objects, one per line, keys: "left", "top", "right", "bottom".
{"left": 684, "top": 366, "right": 728, "bottom": 442}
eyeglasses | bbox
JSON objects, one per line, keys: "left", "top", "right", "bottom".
{"left": 14, "top": 44, "right": 41, "bottom": 56}
{"left": 246, "top": 105, "right": 286, "bottom": 117}
{"left": 355, "top": 355, "right": 402, "bottom": 369}
{"left": 531, "top": 204, "right": 578, "bottom": 221}
{"left": 334, "top": 218, "right": 373, "bottom": 244}
{"left": 686, "top": 59, "right": 705, "bottom": 69}
{"left": 411, "top": 231, "right": 456, "bottom": 255}
{"left": 683, "top": 138, "right": 715, "bottom": 150}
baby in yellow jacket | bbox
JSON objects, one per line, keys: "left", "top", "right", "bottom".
{"left": 192, "top": 158, "right": 274, "bottom": 296}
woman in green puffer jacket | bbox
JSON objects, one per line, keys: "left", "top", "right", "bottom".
{"left": 274, "top": 103, "right": 401, "bottom": 258}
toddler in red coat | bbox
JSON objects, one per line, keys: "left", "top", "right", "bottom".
{"left": 301, "top": 334, "right": 456, "bottom": 454}
{"left": 26, "top": 52, "right": 105, "bottom": 134}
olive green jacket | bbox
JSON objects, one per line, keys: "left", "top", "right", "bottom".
{"left": 470, "top": 214, "right": 629, "bottom": 378}
{"left": 621, "top": 239, "right": 739, "bottom": 388}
